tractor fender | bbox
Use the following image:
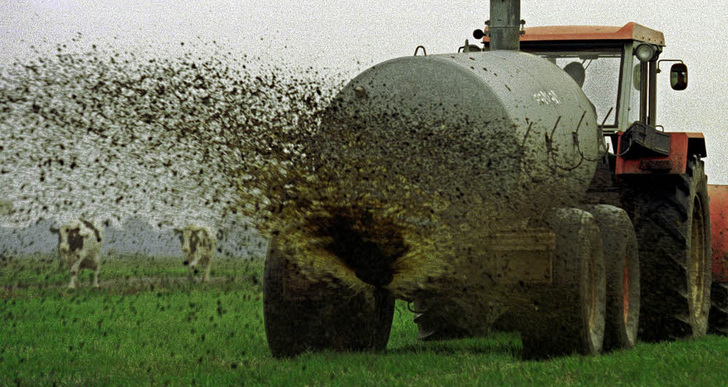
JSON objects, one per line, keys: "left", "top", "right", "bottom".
{"left": 709, "top": 184, "right": 728, "bottom": 283}
{"left": 616, "top": 132, "right": 706, "bottom": 175}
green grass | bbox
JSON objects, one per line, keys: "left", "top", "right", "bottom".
{"left": 2, "top": 256, "right": 728, "bottom": 386}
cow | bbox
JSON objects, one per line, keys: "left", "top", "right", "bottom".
{"left": 50, "top": 219, "right": 103, "bottom": 289}
{"left": 174, "top": 225, "right": 216, "bottom": 282}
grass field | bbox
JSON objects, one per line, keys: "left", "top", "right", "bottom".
{"left": 2, "top": 255, "right": 727, "bottom": 386}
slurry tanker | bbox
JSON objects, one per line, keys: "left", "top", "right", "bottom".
{"left": 262, "top": 0, "right": 728, "bottom": 359}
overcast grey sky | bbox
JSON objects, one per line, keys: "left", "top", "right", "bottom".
{"left": 2, "top": 0, "right": 727, "bottom": 183}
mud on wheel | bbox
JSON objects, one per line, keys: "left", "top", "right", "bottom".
{"left": 622, "top": 158, "right": 711, "bottom": 341}
{"left": 584, "top": 205, "right": 640, "bottom": 351}
{"left": 263, "top": 235, "right": 395, "bottom": 358}
{"left": 520, "top": 208, "right": 606, "bottom": 360}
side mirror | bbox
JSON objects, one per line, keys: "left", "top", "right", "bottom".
{"left": 670, "top": 63, "right": 688, "bottom": 90}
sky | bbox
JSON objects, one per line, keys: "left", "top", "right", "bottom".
{"left": 1, "top": 0, "right": 727, "bottom": 183}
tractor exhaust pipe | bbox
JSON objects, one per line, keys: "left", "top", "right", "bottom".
{"left": 489, "top": 0, "right": 521, "bottom": 51}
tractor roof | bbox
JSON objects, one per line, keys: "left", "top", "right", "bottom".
{"left": 483, "top": 22, "right": 665, "bottom": 46}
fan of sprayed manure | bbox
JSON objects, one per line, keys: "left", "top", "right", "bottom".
{"left": 0, "top": 43, "right": 532, "bottom": 325}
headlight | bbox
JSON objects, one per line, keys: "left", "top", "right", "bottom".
{"left": 634, "top": 44, "right": 657, "bottom": 62}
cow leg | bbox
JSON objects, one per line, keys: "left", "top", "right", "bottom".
{"left": 203, "top": 260, "right": 212, "bottom": 283}
{"left": 68, "top": 258, "right": 82, "bottom": 289}
{"left": 188, "top": 265, "right": 196, "bottom": 282}
{"left": 93, "top": 259, "right": 100, "bottom": 288}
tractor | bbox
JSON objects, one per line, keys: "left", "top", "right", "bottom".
{"left": 262, "top": 0, "right": 728, "bottom": 359}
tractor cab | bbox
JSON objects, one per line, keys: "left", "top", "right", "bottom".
{"left": 477, "top": 22, "right": 687, "bottom": 135}
{"left": 476, "top": 22, "right": 701, "bottom": 170}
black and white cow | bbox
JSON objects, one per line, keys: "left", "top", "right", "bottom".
{"left": 174, "top": 225, "right": 216, "bottom": 282}
{"left": 50, "top": 219, "right": 103, "bottom": 289}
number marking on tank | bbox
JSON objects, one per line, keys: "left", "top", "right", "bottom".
{"left": 533, "top": 90, "right": 561, "bottom": 105}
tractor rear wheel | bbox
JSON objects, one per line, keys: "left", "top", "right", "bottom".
{"left": 263, "top": 235, "right": 395, "bottom": 358}
{"left": 709, "top": 282, "right": 728, "bottom": 335}
{"left": 584, "top": 205, "right": 640, "bottom": 351}
{"left": 623, "top": 158, "right": 711, "bottom": 341}
{"left": 520, "top": 208, "right": 606, "bottom": 359}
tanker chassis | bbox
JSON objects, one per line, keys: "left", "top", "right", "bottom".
{"left": 262, "top": 0, "right": 728, "bottom": 359}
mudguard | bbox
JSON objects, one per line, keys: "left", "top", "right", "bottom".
{"left": 709, "top": 185, "right": 728, "bottom": 283}
{"left": 616, "top": 132, "right": 707, "bottom": 175}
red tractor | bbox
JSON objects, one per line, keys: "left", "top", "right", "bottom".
{"left": 262, "top": 0, "right": 728, "bottom": 358}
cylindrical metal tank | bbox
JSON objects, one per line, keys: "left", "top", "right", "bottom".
{"left": 317, "top": 50, "right": 602, "bottom": 229}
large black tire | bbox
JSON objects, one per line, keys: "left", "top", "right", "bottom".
{"left": 263, "top": 236, "right": 395, "bottom": 358}
{"left": 584, "top": 205, "right": 640, "bottom": 351}
{"left": 520, "top": 208, "right": 606, "bottom": 360}
{"left": 622, "top": 158, "right": 711, "bottom": 341}
{"left": 709, "top": 282, "right": 728, "bottom": 335}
